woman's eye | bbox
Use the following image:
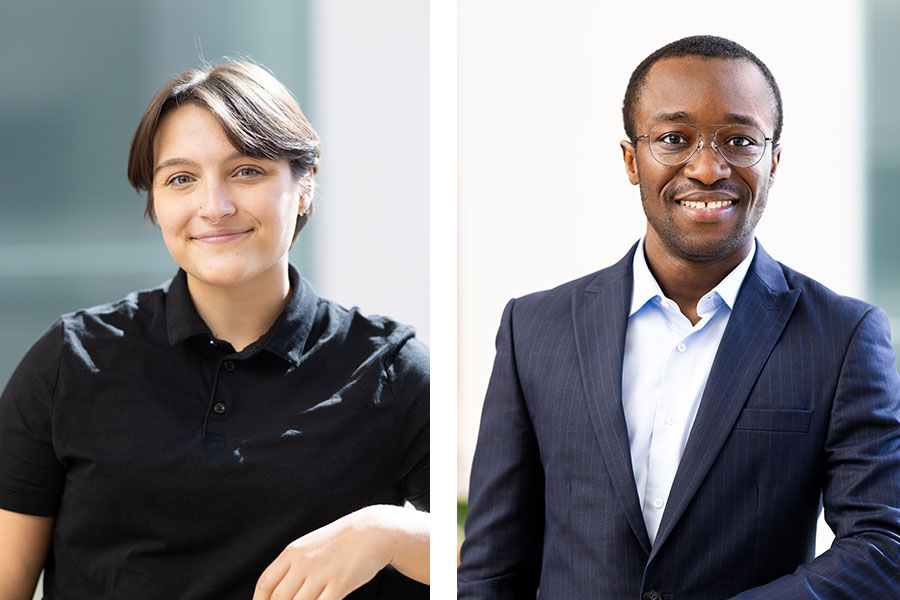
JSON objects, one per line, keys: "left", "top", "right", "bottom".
{"left": 167, "top": 174, "right": 194, "bottom": 186}
{"left": 236, "top": 166, "right": 262, "bottom": 177}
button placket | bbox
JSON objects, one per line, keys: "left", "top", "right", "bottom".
{"left": 209, "top": 359, "right": 237, "bottom": 424}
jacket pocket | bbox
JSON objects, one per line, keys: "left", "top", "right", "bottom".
{"left": 733, "top": 408, "right": 813, "bottom": 432}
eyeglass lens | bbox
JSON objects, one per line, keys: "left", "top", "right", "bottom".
{"left": 647, "top": 123, "right": 767, "bottom": 167}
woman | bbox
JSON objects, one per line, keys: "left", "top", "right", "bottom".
{"left": 0, "top": 61, "right": 429, "bottom": 599}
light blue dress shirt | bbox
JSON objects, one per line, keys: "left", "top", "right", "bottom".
{"left": 622, "top": 239, "right": 755, "bottom": 545}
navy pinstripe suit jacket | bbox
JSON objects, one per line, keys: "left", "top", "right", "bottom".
{"left": 458, "top": 242, "right": 900, "bottom": 599}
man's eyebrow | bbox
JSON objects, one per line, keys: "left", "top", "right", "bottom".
{"left": 651, "top": 111, "right": 691, "bottom": 122}
{"left": 153, "top": 151, "right": 249, "bottom": 178}
{"left": 649, "top": 112, "right": 765, "bottom": 130}
{"left": 723, "top": 113, "right": 764, "bottom": 129}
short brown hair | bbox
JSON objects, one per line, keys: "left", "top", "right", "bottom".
{"left": 127, "top": 61, "right": 321, "bottom": 241}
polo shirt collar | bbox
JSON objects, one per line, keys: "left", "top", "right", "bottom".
{"left": 165, "top": 264, "right": 317, "bottom": 366}
{"left": 261, "top": 265, "right": 317, "bottom": 366}
{"left": 165, "top": 269, "right": 210, "bottom": 344}
{"left": 629, "top": 237, "right": 757, "bottom": 317}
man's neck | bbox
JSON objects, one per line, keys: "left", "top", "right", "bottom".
{"left": 643, "top": 235, "right": 753, "bottom": 325}
{"left": 186, "top": 261, "right": 291, "bottom": 352}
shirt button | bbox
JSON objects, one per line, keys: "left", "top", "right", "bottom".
{"left": 213, "top": 402, "right": 227, "bottom": 415}
{"left": 643, "top": 591, "right": 663, "bottom": 600}
{"left": 652, "top": 497, "right": 664, "bottom": 509}
{"left": 676, "top": 342, "right": 687, "bottom": 352}
{"left": 665, "top": 413, "right": 676, "bottom": 426}
{"left": 209, "top": 339, "right": 216, "bottom": 346}
{"left": 223, "top": 360, "right": 236, "bottom": 372}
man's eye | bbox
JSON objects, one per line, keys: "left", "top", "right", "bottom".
{"left": 727, "top": 136, "right": 756, "bottom": 147}
{"left": 659, "top": 133, "right": 687, "bottom": 145}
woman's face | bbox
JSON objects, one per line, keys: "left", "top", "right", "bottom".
{"left": 152, "top": 104, "right": 308, "bottom": 290}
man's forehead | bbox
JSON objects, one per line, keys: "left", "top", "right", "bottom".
{"left": 636, "top": 56, "right": 776, "bottom": 132}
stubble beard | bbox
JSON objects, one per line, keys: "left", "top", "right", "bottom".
{"left": 638, "top": 177, "right": 769, "bottom": 263}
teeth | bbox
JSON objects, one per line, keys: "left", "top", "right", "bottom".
{"left": 680, "top": 200, "right": 733, "bottom": 210}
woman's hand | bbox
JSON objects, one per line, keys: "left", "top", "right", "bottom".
{"left": 252, "top": 505, "right": 429, "bottom": 600}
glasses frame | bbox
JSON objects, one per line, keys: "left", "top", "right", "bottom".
{"left": 635, "top": 123, "right": 774, "bottom": 168}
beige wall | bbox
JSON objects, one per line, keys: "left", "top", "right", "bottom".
{"left": 309, "top": 0, "right": 430, "bottom": 344}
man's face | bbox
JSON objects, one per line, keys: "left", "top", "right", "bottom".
{"left": 621, "top": 56, "right": 782, "bottom": 264}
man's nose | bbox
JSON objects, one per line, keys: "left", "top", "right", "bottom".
{"left": 682, "top": 138, "right": 731, "bottom": 185}
{"left": 198, "top": 180, "right": 236, "bottom": 223}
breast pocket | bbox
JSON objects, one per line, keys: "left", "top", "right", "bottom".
{"left": 733, "top": 408, "right": 813, "bottom": 432}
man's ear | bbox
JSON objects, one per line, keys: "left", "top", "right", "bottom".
{"left": 768, "top": 144, "right": 782, "bottom": 186}
{"left": 621, "top": 140, "right": 640, "bottom": 185}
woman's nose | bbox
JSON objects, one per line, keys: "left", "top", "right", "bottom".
{"left": 197, "top": 180, "right": 236, "bottom": 224}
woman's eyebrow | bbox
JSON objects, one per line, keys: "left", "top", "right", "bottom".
{"left": 154, "top": 152, "right": 250, "bottom": 177}
{"left": 154, "top": 157, "right": 198, "bottom": 177}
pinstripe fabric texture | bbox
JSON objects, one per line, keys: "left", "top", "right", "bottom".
{"left": 458, "top": 242, "right": 900, "bottom": 599}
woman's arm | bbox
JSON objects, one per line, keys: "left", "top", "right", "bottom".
{"left": 253, "top": 504, "right": 429, "bottom": 600}
{"left": 0, "top": 508, "right": 53, "bottom": 600}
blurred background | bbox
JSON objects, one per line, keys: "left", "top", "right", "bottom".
{"left": 457, "top": 0, "right": 900, "bottom": 557}
{"left": 0, "top": 0, "right": 429, "bottom": 396}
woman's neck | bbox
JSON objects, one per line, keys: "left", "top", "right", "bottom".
{"left": 186, "top": 262, "right": 291, "bottom": 352}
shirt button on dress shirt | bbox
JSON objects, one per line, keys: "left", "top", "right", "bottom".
{"left": 213, "top": 402, "right": 227, "bottom": 415}
{"left": 622, "top": 239, "right": 756, "bottom": 546}
{"left": 223, "top": 360, "right": 236, "bottom": 372}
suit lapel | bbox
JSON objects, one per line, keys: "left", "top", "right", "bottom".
{"left": 573, "top": 243, "right": 652, "bottom": 554}
{"left": 650, "top": 244, "right": 801, "bottom": 556}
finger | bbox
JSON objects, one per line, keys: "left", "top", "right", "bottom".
{"left": 291, "top": 578, "right": 326, "bottom": 600}
{"left": 270, "top": 567, "right": 308, "bottom": 600}
{"left": 253, "top": 558, "right": 291, "bottom": 600}
{"left": 313, "top": 583, "right": 343, "bottom": 600}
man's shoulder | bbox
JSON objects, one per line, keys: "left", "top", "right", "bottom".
{"left": 758, "top": 252, "right": 878, "bottom": 327}
{"left": 510, "top": 244, "right": 637, "bottom": 315}
{"left": 511, "top": 244, "right": 636, "bottom": 313}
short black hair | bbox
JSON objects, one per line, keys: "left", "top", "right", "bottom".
{"left": 622, "top": 35, "right": 782, "bottom": 146}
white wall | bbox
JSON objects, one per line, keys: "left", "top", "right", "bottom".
{"left": 308, "top": 0, "right": 430, "bottom": 344}
{"left": 457, "top": 0, "right": 865, "bottom": 554}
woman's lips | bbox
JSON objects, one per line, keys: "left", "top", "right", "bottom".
{"left": 192, "top": 228, "right": 252, "bottom": 244}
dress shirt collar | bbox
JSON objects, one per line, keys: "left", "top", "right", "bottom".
{"left": 165, "top": 264, "right": 317, "bottom": 366}
{"left": 629, "top": 237, "right": 757, "bottom": 317}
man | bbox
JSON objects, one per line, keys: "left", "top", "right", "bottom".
{"left": 457, "top": 35, "right": 900, "bottom": 599}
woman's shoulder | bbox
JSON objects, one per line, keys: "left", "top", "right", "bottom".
{"left": 54, "top": 280, "right": 171, "bottom": 345}
{"left": 310, "top": 295, "right": 427, "bottom": 363}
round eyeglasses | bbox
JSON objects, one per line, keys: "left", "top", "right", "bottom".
{"left": 636, "top": 123, "right": 773, "bottom": 168}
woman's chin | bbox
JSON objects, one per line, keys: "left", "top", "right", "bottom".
{"left": 183, "top": 263, "right": 256, "bottom": 290}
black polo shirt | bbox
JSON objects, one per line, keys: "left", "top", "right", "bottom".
{"left": 0, "top": 266, "right": 429, "bottom": 599}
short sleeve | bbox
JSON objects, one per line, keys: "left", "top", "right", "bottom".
{"left": 0, "top": 321, "right": 65, "bottom": 516}
{"left": 388, "top": 337, "right": 429, "bottom": 511}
